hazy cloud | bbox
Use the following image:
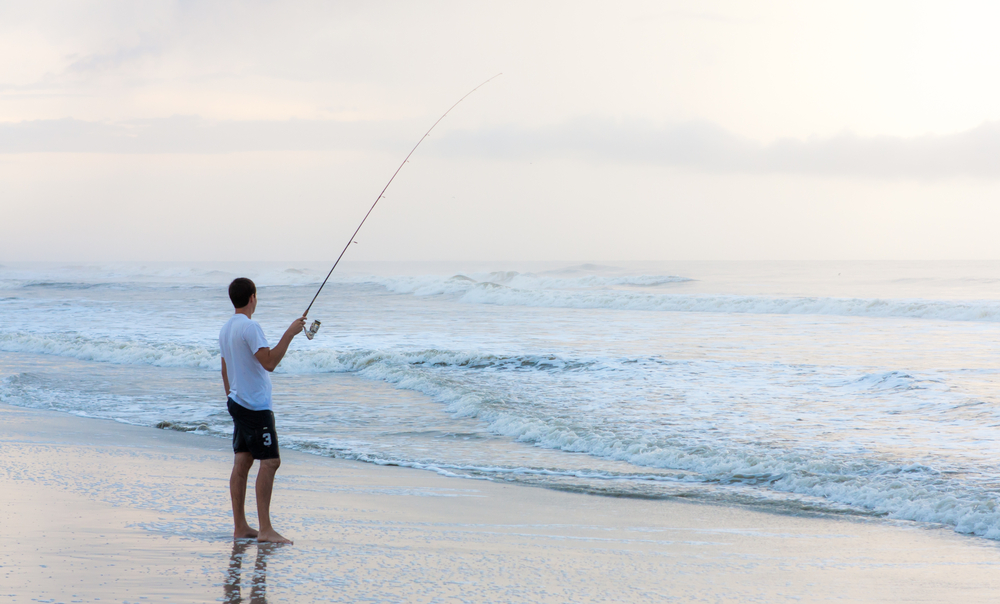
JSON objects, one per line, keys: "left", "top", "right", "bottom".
{"left": 0, "top": 116, "right": 408, "bottom": 154}
{"left": 65, "top": 41, "right": 164, "bottom": 75}
{"left": 3, "top": 115, "right": 1000, "bottom": 180}
{"left": 437, "top": 117, "right": 1000, "bottom": 179}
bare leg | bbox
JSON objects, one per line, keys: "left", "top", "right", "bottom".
{"left": 255, "top": 457, "right": 292, "bottom": 544}
{"left": 230, "top": 452, "right": 259, "bottom": 539}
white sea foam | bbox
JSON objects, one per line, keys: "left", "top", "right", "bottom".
{"left": 346, "top": 272, "right": 692, "bottom": 296}
{"left": 321, "top": 352, "right": 1000, "bottom": 539}
{"left": 0, "top": 331, "right": 587, "bottom": 375}
{"left": 834, "top": 371, "right": 947, "bottom": 393}
{"left": 348, "top": 356, "right": 1000, "bottom": 538}
{"left": 0, "top": 333, "right": 219, "bottom": 369}
{"left": 458, "top": 284, "right": 1000, "bottom": 322}
{"left": 15, "top": 262, "right": 1000, "bottom": 323}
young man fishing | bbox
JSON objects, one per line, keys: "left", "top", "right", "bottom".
{"left": 220, "top": 277, "right": 305, "bottom": 544}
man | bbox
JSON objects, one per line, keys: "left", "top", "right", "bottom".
{"left": 220, "top": 277, "right": 305, "bottom": 544}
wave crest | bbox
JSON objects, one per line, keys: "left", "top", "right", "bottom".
{"left": 0, "top": 333, "right": 218, "bottom": 369}
{"left": 459, "top": 287, "right": 1000, "bottom": 322}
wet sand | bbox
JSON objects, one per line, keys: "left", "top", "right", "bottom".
{"left": 3, "top": 402, "right": 1000, "bottom": 603}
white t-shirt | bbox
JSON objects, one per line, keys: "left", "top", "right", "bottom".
{"left": 219, "top": 314, "right": 272, "bottom": 411}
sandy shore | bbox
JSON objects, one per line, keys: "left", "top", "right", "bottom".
{"left": 3, "top": 402, "right": 1000, "bottom": 603}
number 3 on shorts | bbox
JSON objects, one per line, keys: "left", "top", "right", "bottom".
{"left": 263, "top": 432, "right": 272, "bottom": 446}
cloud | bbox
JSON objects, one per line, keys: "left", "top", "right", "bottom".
{"left": 632, "top": 9, "right": 750, "bottom": 24}
{"left": 435, "top": 117, "right": 1000, "bottom": 179}
{"left": 0, "top": 116, "right": 408, "bottom": 154}
{"left": 3, "top": 115, "right": 1000, "bottom": 179}
{"left": 65, "top": 41, "right": 164, "bottom": 75}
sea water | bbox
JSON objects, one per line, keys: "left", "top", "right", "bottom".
{"left": 3, "top": 260, "right": 1000, "bottom": 538}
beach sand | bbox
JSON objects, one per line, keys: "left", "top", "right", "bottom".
{"left": 3, "top": 402, "right": 1000, "bottom": 603}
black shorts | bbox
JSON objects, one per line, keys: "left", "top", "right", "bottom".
{"left": 227, "top": 398, "right": 280, "bottom": 460}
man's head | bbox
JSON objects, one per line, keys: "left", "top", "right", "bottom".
{"left": 229, "top": 278, "right": 256, "bottom": 312}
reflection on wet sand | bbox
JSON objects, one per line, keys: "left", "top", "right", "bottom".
{"left": 224, "top": 540, "right": 270, "bottom": 603}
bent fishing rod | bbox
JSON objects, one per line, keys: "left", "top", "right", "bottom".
{"left": 299, "top": 73, "right": 502, "bottom": 340}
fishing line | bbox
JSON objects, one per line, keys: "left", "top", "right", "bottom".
{"left": 300, "top": 73, "right": 502, "bottom": 339}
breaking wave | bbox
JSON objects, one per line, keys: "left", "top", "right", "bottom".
{"left": 458, "top": 285, "right": 1000, "bottom": 323}
{"left": 0, "top": 333, "right": 219, "bottom": 369}
{"left": 0, "top": 263, "right": 692, "bottom": 291}
{"left": 350, "top": 271, "right": 692, "bottom": 296}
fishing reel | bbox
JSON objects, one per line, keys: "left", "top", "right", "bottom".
{"left": 303, "top": 319, "right": 321, "bottom": 340}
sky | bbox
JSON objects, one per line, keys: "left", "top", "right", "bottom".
{"left": 3, "top": 0, "right": 1000, "bottom": 262}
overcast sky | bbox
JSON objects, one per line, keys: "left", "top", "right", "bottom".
{"left": 3, "top": 0, "right": 1000, "bottom": 262}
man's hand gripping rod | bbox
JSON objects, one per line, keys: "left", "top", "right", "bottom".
{"left": 299, "top": 74, "right": 502, "bottom": 339}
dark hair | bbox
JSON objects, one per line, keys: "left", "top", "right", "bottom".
{"left": 229, "top": 278, "right": 256, "bottom": 308}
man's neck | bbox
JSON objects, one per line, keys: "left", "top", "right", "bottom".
{"left": 235, "top": 308, "right": 253, "bottom": 319}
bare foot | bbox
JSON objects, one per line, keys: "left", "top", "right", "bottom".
{"left": 234, "top": 527, "right": 259, "bottom": 540}
{"left": 257, "top": 529, "right": 293, "bottom": 545}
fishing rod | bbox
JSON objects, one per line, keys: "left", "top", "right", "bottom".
{"left": 300, "top": 73, "right": 503, "bottom": 339}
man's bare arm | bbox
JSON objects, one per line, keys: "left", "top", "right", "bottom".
{"left": 254, "top": 317, "right": 307, "bottom": 372}
{"left": 221, "top": 356, "right": 230, "bottom": 396}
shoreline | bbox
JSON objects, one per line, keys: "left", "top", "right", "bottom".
{"left": 4, "top": 402, "right": 1000, "bottom": 602}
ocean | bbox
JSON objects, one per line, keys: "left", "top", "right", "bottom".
{"left": 3, "top": 260, "right": 1000, "bottom": 539}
